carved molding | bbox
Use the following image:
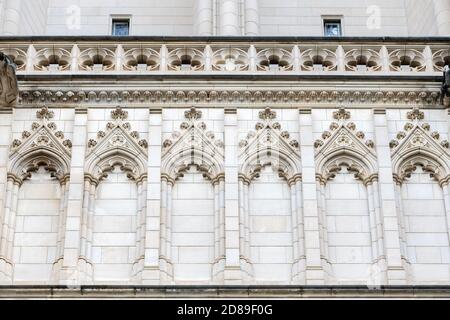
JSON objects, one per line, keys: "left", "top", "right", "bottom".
{"left": 4, "top": 42, "right": 449, "bottom": 75}
{"left": 239, "top": 107, "right": 301, "bottom": 183}
{"left": 17, "top": 89, "right": 441, "bottom": 106}
{"left": 317, "top": 156, "right": 378, "bottom": 186}
{"left": 85, "top": 106, "right": 148, "bottom": 181}
{"left": 315, "top": 107, "right": 378, "bottom": 183}
{"left": 8, "top": 106, "right": 72, "bottom": 183}
{"left": 161, "top": 107, "right": 224, "bottom": 183}
{"left": 391, "top": 108, "right": 450, "bottom": 184}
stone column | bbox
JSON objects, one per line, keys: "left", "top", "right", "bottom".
{"left": 219, "top": 0, "right": 241, "bottom": 36}
{"left": 433, "top": 0, "right": 450, "bottom": 36}
{"left": 158, "top": 177, "right": 169, "bottom": 281}
{"left": 441, "top": 183, "right": 450, "bottom": 249}
{"left": 2, "top": 0, "right": 22, "bottom": 36}
{"left": 166, "top": 181, "right": 173, "bottom": 279}
{"left": 4, "top": 180, "right": 19, "bottom": 274}
{"left": 0, "top": 107, "right": 13, "bottom": 281}
{"left": 78, "top": 176, "right": 93, "bottom": 282}
{"left": 373, "top": 108, "right": 407, "bottom": 284}
{"left": 393, "top": 181, "right": 411, "bottom": 282}
{"left": 238, "top": 177, "right": 252, "bottom": 281}
{"left": 195, "top": 0, "right": 214, "bottom": 35}
{"left": 366, "top": 179, "right": 388, "bottom": 284}
{"left": 213, "top": 177, "right": 226, "bottom": 282}
{"left": 371, "top": 179, "right": 388, "bottom": 280}
{"left": 0, "top": 174, "right": 18, "bottom": 283}
{"left": 316, "top": 179, "right": 331, "bottom": 281}
{"left": 51, "top": 178, "right": 70, "bottom": 282}
{"left": 290, "top": 177, "right": 305, "bottom": 283}
{"left": 59, "top": 107, "right": 88, "bottom": 285}
{"left": 142, "top": 107, "right": 162, "bottom": 284}
{"left": 132, "top": 176, "right": 147, "bottom": 282}
{"left": 212, "top": 181, "right": 221, "bottom": 281}
{"left": 298, "top": 108, "right": 326, "bottom": 284}
{"left": 366, "top": 182, "right": 380, "bottom": 262}
{"left": 224, "top": 107, "right": 241, "bottom": 283}
{"left": 85, "top": 180, "right": 96, "bottom": 279}
{"left": 242, "top": 179, "right": 253, "bottom": 281}
{"left": 244, "top": 0, "right": 259, "bottom": 35}
{"left": 445, "top": 108, "right": 450, "bottom": 245}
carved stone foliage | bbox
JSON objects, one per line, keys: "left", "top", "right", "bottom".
{"left": 315, "top": 108, "right": 375, "bottom": 152}
{"left": 161, "top": 107, "right": 224, "bottom": 183}
{"left": 391, "top": 107, "right": 450, "bottom": 185}
{"left": 315, "top": 108, "right": 377, "bottom": 184}
{"left": 239, "top": 107, "right": 301, "bottom": 184}
{"left": 35, "top": 105, "right": 54, "bottom": 120}
{"left": 18, "top": 89, "right": 441, "bottom": 107}
{"left": 9, "top": 106, "right": 72, "bottom": 182}
{"left": 85, "top": 106, "right": 148, "bottom": 181}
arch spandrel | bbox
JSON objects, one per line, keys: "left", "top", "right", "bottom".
{"left": 239, "top": 107, "right": 301, "bottom": 184}
{"left": 8, "top": 106, "right": 72, "bottom": 183}
{"left": 314, "top": 108, "right": 378, "bottom": 184}
{"left": 390, "top": 108, "right": 450, "bottom": 185}
{"left": 161, "top": 107, "right": 224, "bottom": 183}
{"left": 84, "top": 107, "right": 148, "bottom": 182}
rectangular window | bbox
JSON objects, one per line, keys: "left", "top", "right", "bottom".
{"left": 112, "top": 19, "right": 130, "bottom": 36}
{"left": 323, "top": 20, "right": 342, "bottom": 37}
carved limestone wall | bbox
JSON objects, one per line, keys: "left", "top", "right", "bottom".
{"left": 0, "top": 104, "right": 449, "bottom": 286}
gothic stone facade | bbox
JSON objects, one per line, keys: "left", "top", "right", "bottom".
{"left": 0, "top": 36, "right": 450, "bottom": 298}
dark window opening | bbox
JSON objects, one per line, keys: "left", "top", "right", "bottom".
{"left": 112, "top": 19, "right": 130, "bottom": 36}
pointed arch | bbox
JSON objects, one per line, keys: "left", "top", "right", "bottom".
{"left": 85, "top": 123, "right": 148, "bottom": 182}
{"left": 238, "top": 107, "right": 302, "bottom": 284}
{"left": 159, "top": 107, "right": 225, "bottom": 282}
{"left": 239, "top": 147, "right": 301, "bottom": 184}
{"left": 80, "top": 108, "right": 148, "bottom": 283}
{"left": 314, "top": 109, "right": 382, "bottom": 284}
{"left": 315, "top": 124, "right": 378, "bottom": 183}
{"left": 391, "top": 125, "right": 450, "bottom": 185}
{"left": 4, "top": 107, "right": 72, "bottom": 283}
{"left": 9, "top": 123, "right": 72, "bottom": 183}
{"left": 161, "top": 118, "right": 224, "bottom": 183}
{"left": 390, "top": 112, "right": 450, "bottom": 284}
{"left": 239, "top": 115, "right": 301, "bottom": 184}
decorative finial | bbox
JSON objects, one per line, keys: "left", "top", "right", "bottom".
{"left": 184, "top": 107, "right": 202, "bottom": 121}
{"left": 259, "top": 107, "right": 276, "bottom": 121}
{"left": 407, "top": 107, "right": 424, "bottom": 121}
{"left": 36, "top": 106, "right": 54, "bottom": 120}
{"left": 111, "top": 106, "right": 128, "bottom": 120}
{"left": 333, "top": 107, "right": 351, "bottom": 121}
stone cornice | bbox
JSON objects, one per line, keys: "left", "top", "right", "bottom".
{"left": 17, "top": 88, "right": 442, "bottom": 107}
{"left": 1, "top": 35, "right": 450, "bottom": 42}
